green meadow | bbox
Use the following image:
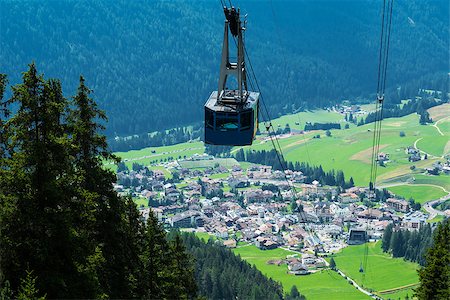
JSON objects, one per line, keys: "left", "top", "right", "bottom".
{"left": 111, "top": 141, "right": 205, "bottom": 169}
{"left": 179, "top": 157, "right": 238, "bottom": 169}
{"left": 244, "top": 112, "right": 445, "bottom": 187}
{"left": 412, "top": 174, "right": 450, "bottom": 191}
{"left": 329, "top": 242, "right": 419, "bottom": 296}
{"left": 108, "top": 108, "right": 448, "bottom": 205}
{"left": 387, "top": 185, "right": 447, "bottom": 203}
{"left": 260, "top": 109, "right": 346, "bottom": 133}
{"left": 233, "top": 245, "right": 369, "bottom": 300}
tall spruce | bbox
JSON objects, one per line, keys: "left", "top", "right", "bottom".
{"left": 381, "top": 223, "right": 393, "bottom": 252}
{"left": 415, "top": 220, "right": 450, "bottom": 299}
{"left": 0, "top": 64, "right": 98, "bottom": 298}
{"left": 69, "top": 76, "right": 143, "bottom": 298}
{"left": 0, "top": 73, "right": 9, "bottom": 291}
{"left": 1, "top": 65, "right": 198, "bottom": 298}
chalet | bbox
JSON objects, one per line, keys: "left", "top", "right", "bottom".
{"left": 247, "top": 165, "right": 272, "bottom": 179}
{"left": 386, "top": 198, "right": 410, "bottom": 212}
{"left": 408, "top": 147, "right": 421, "bottom": 162}
{"left": 244, "top": 190, "right": 274, "bottom": 203}
{"left": 153, "top": 170, "right": 165, "bottom": 181}
{"left": 232, "top": 165, "right": 242, "bottom": 172}
{"left": 378, "top": 152, "right": 390, "bottom": 162}
{"left": 288, "top": 263, "right": 309, "bottom": 275}
{"left": 297, "top": 211, "right": 318, "bottom": 223}
{"left": 203, "top": 207, "right": 214, "bottom": 218}
{"left": 402, "top": 211, "right": 428, "bottom": 230}
{"left": 228, "top": 177, "right": 249, "bottom": 188}
{"left": 314, "top": 201, "right": 333, "bottom": 223}
{"left": 241, "top": 228, "right": 259, "bottom": 241}
{"left": 357, "top": 208, "right": 383, "bottom": 219}
{"left": 214, "top": 226, "right": 229, "bottom": 239}
{"left": 170, "top": 210, "right": 201, "bottom": 228}
{"left": 255, "top": 236, "right": 278, "bottom": 250}
{"left": 301, "top": 254, "right": 316, "bottom": 265}
{"left": 339, "top": 192, "right": 359, "bottom": 203}
{"left": 223, "top": 239, "right": 237, "bottom": 248}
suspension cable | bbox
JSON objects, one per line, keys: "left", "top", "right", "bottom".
{"left": 364, "top": 0, "right": 394, "bottom": 283}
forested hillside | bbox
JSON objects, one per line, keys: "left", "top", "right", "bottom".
{"left": 0, "top": 66, "right": 197, "bottom": 298}
{"left": 175, "top": 232, "right": 305, "bottom": 300}
{"left": 1, "top": 0, "right": 448, "bottom": 137}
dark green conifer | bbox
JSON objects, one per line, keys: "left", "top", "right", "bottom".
{"left": 415, "top": 220, "right": 450, "bottom": 299}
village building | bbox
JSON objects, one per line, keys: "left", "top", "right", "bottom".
{"left": 169, "top": 210, "right": 203, "bottom": 228}
{"left": 386, "top": 198, "right": 410, "bottom": 212}
{"left": 223, "top": 239, "right": 237, "bottom": 248}
{"left": 348, "top": 229, "right": 367, "bottom": 245}
{"left": 288, "top": 262, "right": 309, "bottom": 275}
{"left": 402, "top": 211, "right": 428, "bottom": 230}
{"left": 339, "top": 192, "right": 359, "bottom": 203}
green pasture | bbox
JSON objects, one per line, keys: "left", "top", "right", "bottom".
{"left": 260, "top": 109, "right": 346, "bottom": 133}
{"left": 179, "top": 158, "right": 238, "bottom": 169}
{"left": 115, "top": 141, "right": 204, "bottom": 160}
{"left": 427, "top": 215, "right": 446, "bottom": 223}
{"left": 329, "top": 242, "right": 419, "bottom": 294}
{"left": 379, "top": 287, "right": 416, "bottom": 300}
{"left": 436, "top": 119, "right": 450, "bottom": 134}
{"left": 387, "top": 185, "right": 447, "bottom": 203}
{"left": 240, "top": 113, "right": 442, "bottom": 186}
{"left": 208, "top": 172, "right": 231, "bottom": 179}
{"left": 233, "top": 245, "right": 368, "bottom": 300}
{"left": 194, "top": 231, "right": 218, "bottom": 242}
{"left": 412, "top": 174, "right": 450, "bottom": 191}
{"left": 112, "top": 141, "right": 205, "bottom": 168}
{"left": 416, "top": 135, "right": 449, "bottom": 157}
{"left": 133, "top": 196, "right": 148, "bottom": 208}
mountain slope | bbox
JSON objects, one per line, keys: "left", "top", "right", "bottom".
{"left": 1, "top": 0, "right": 448, "bottom": 136}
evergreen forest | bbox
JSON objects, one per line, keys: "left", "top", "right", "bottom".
{"left": 1, "top": 0, "right": 448, "bottom": 137}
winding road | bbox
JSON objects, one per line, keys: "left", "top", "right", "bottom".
{"left": 431, "top": 116, "right": 449, "bottom": 137}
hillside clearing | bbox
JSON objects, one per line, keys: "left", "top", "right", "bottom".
{"left": 233, "top": 245, "right": 368, "bottom": 300}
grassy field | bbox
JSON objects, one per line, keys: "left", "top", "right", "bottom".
{"left": 241, "top": 112, "right": 444, "bottom": 187}
{"left": 387, "top": 185, "right": 447, "bottom": 203}
{"left": 110, "top": 141, "right": 205, "bottom": 169}
{"left": 330, "top": 242, "right": 419, "bottom": 295}
{"left": 193, "top": 231, "right": 218, "bottom": 242}
{"left": 179, "top": 158, "right": 238, "bottom": 169}
{"left": 259, "top": 109, "right": 346, "bottom": 133}
{"left": 233, "top": 245, "right": 369, "bottom": 300}
{"left": 412, "top": 174, "right": 450, "bottom": 191}
{"left": 133, "top": 196, "right": 148, "bottom": 208}
{"left": 427, "top": 215, "right": 445, "bottom": 223}
{"left": 416, "top": 135, "right": 449, "bottom": 157}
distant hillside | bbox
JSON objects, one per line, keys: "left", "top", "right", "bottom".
{"left": 1, "top": 0, "right": 448, "bottom": 136}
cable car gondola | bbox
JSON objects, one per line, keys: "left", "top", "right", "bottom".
{"left": 204, "top": 6, "right": 259, "bottom": 146}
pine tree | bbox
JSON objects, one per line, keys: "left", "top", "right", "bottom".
{"left": 166, "top": 234, "right": 198, "bottom": 299}
{"left": 415, "top": 220, "right": 450, "bottom": 299}
{"left": 329, "top": 257, "right": 337, "bottom": 270}
{"left": 382, "top": 223, "right": 393, "bottom": 252}
{"left": 0, "top": 64, "right": 100, "bottom": 298}
{"left": 286, "top": 284, "right": 306, "bottom": 300}
{"left": 1, "top": 66, "right": 198, "bottom": 298}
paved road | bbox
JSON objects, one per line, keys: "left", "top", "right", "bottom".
{"left": 423, "top": 194, "right": 450, "bottom": 219}
{"left": 431, "top": 116, "right": 449, "bottom": 137}
{"left": 335, "top": 269, "right": 381, "bottom": 299}
{"left": 379, "top": 182, "right": 449, "bottom": 220}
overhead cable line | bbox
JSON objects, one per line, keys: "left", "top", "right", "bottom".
{"left": 363, "top": 0, "right": 394, "bottom": 284}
